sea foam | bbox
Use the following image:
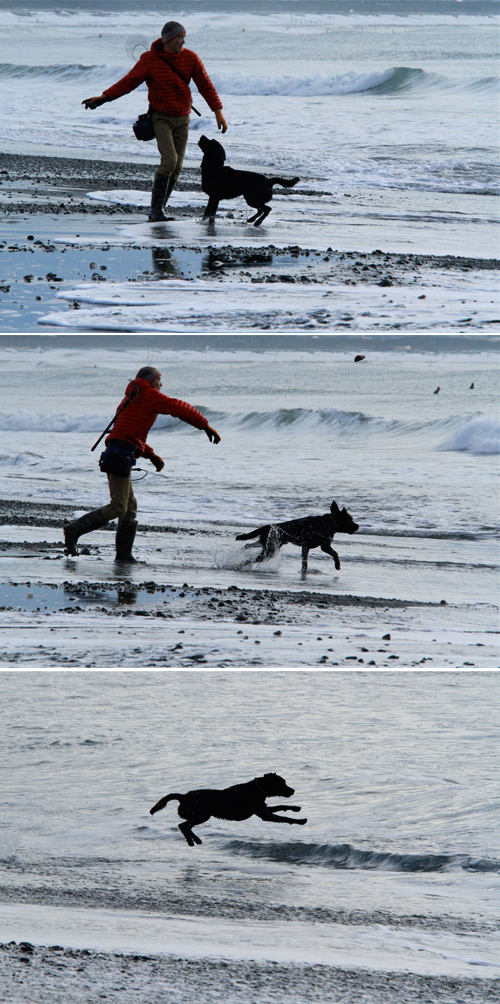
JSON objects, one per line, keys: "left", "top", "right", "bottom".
{"left": 440, "top": 416, "right": 500, "bottom": 455}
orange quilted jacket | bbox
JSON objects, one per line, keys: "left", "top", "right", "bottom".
{"left": 103, "top": 40, "right": 222, "bottom": 116}
{"left": 105, "top": 378, "right": 208, "bottom": 457}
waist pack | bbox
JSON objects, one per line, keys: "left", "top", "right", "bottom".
{"left": 99, "top": 446, "right": 136, "bottom": 478}
{"left": 133, "top": 107, "right": 155, "bottom": 142}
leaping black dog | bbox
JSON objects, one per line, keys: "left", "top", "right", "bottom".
{"left": 198, "top": 135, "right": 300, "bottom": 226}
{"left": 150, "top": 772, "right": 306, "bottom": 846}
{"left": 236, "top": 500, "right": 359, "bottom": 576}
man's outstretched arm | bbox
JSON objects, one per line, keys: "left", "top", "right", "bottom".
{"left": 83, "top": 55, "right": 148, "bottom": 109}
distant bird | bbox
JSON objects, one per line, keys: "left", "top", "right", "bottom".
{"left": 469, "top": 382, "right": 474, "bottom": 389}
{"left": 433, "top": 386, "right": 440, "bottom": 394}
{"left": 354, "top": 354, "right": 365, "bottom": 362}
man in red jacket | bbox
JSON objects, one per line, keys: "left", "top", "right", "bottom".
{"left": 83, "top": 21, "right": 227, "bottom": 221}
{"left": 63, "top": 366, "right": 221, "bottom": 563}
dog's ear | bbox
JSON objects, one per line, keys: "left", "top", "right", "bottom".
{"left": 263, "top": 772, "right": 277, "bottom": 779}
{"left": 330, "top": 501, "right": 341, "bottom": 514}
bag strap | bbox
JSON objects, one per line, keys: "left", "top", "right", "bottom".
{"left": 159, "top": 54, "right": 202, "bottom": 116}
{"left": 90, "top": 381, "right": 144, "bottom": 452}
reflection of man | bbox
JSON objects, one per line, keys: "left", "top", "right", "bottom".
{"left": 83, "top": 22, "right": 227, "bottom": 222}
{"left": 63, "top": 366, "right": 220, "bottom": 563}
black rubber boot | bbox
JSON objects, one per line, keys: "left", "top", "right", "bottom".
{"left": 115, "top": 519, "right": 138, "bottom": 562}
{"left": 148, "top": 172, "right": 170, "bottom": 222}
{"left": 63, "top": 508, "right": 108, "bottom": 556}
{"left": 164, "top": 175, "right": 177, "bottom": 206}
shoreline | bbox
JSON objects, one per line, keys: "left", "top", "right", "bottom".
{"left": 1, "top": 152, "right": 498, "bottom": 333}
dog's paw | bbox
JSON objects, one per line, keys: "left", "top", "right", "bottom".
{"left": 297, "top": 818, "right": 307, "bottom": 825}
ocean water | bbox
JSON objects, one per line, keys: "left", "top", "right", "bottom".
{"left": 0, "top": 4, "right": 497, "bottom": 196}
{"left": 1, "top": 669, "right": 500, "bottom": 977}
{"left": 0, "top": 338, "right": 498, "bottom": 611}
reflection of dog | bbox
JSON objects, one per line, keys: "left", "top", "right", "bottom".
{"left": 150, "top": 773, "right": 306, "bottom": 847}
{"left": 236, "top": 500, "right": 359, "bottom": 575}
{"left": 198, "top": 135, "right": 300, "bottom": 226}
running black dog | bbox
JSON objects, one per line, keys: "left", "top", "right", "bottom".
{"left": 236, "top": 500, "right": 359, "bottom": 575}
{"left": 150, "top": 772, "right": 306, "bottom": 847}
{"left": 198, "top": 135, "right": 300, "bottom": 226}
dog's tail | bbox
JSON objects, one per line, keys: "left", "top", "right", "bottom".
{"left": 236, "top": 526, "right": 269, "bottom": 541}
{"left": 269, "top": 177, "right": 300, "bottom": 188}
{"left": 150, "top": 793, "right": 183, "bottom": 815}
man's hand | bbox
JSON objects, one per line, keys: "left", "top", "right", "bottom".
{"left": 150, "top": 453, "right": 165, "bottom": 471}
{"left": 205, "top": 425, "right": 221, "bottom": 444}
{"left": 215, "top": 109, "right": 227, "bottom": 134}
{"left": 82, "top": 95, "right": 109, "bottom": 110}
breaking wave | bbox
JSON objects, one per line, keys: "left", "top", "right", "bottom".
{"left": 440, "top": 417, "right": 500, "bottom": 455}
{"left": 0, "top": 63, "right": 497, "bottom": 97}
{"left": 235, "top": 408, "right": 495, "bottom": 446}
{"left": 0, "top": 63, "right": 126, "bottom": 82}
{"left": 212, "top": 66, "right": 500, "bottom": 97}
{"left": 0, "top": 408, "right": 496, "bottom": 448}
{"left": 0, "top": 410, "right": 180, "bottom": 433}
{"left": 226, "top": 840, "right": 500, "bottom": 873}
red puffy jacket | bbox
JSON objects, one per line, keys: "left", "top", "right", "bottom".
{"left": 105, "top": 378, "right": 208, "bottom": 457}
{"left": 103, "top": 40, "right": 222, "bottom": 116}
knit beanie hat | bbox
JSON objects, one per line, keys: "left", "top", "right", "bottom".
{"left": 161, "top": 21, "right": 185, "bottom": 42}
{"left": 135, "top": 366, "right": 161, "bottom": 382}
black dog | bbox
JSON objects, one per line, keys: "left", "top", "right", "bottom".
{"left": 198, "top": 135, "right": 299, "bottom": 226}
{"left": 236, "top": 500, "right": 359, "bottom": 576}
{"left": 150, "top": 772, "right": 306, "bottom": 847}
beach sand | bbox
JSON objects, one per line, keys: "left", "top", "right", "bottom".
{"left": 2, "top": 940, "right": 498, "bottom": 1004}
{"left": 1, "top": 153, "right": 498, "bottom": 333}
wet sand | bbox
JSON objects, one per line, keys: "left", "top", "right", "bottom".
{"left": 1, "top": 153, "right": 498, "bottom": 332}
{"left": 0, "top": 500, "right": 497, "bottom": 669}
{"left": 2, "top": 940, "right": 498, "bottom": 1004}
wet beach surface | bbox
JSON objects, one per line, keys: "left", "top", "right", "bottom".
{"left": 1, "top": 941, "right": 499, "bottom": 1004}
{"left": 0, "top": 500, "right": 497, "bottom": 668}
{"left": 1, "top": 153, "right": 498, "bottom": 332}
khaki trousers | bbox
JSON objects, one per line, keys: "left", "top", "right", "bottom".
{"left": 151, "top": 111, "right": 190, "bottom": 179}
{"left": 100, "top": 473, "right": 137, "bottom": 522}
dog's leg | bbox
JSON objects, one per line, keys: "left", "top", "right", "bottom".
{"left": 203, "top": 196, "right": 219, "bottom": 219}
{"left": 268, "top": 805, "right": 302, "bottom": 812}
{"left": 254, "top": 528, "right": 272, "bottom": 564}
{"left": 253, "top": 206, "right": 271, "bottom": 227}
{"left": 257, "top": 810, "right": 307, "bottom": 825}
{"left": 246, "top": 205, "right": 271, "bottom": 226}
{"left": 320, "top": 542, "right": 340, "bottom": 571}
{"left": 179, "top": 820, "right": 203, "bottom": 846}
{"left": 301, "top": 546, "right": 309, "bottom": 578}
{"left": 179, "top": 821, "right": 196, "bottom": 846}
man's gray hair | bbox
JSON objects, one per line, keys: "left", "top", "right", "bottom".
{"left": 161, "top": 21, "right": 185, "bottom": 42}
{"left": 136, "top": 366, "right": 161, "bottom": 383}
